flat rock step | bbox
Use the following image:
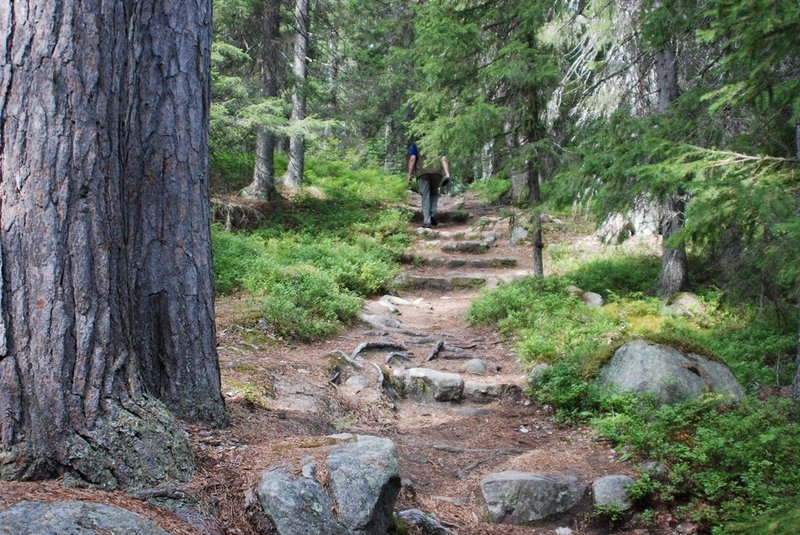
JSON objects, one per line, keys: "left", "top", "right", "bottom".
{"left": 416, "top": 228, "right": 499, "bottom": 243}
{"left": 394, "top": 271, "right": 533, "bottom": 291}
{"left": 441, "top": 241, "right": 490, "bottom": 254}
{"left": 404, "top": 256, "right": 517, "bottom": 269}
{"left": 394, "top": 273, "right": 487, "bottom": 291}
{"left": 411, "top": 210, "right": 470, "bottom": 224}
{"left": 395, "top": 367, "right": 522, "bottom": 404}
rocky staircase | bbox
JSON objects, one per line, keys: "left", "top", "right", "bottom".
{"left": 395, "top": 206, "right": 534, "bottom": 293}
{"left": 338, "top": 198, "right": 537, "bottom": 409}
{"left": 254, "top": 194, "right": 640, "bottom": 535}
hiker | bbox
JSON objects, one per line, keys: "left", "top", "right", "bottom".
{"left": 407, "top": 141, "right": 451, "bottom": 228}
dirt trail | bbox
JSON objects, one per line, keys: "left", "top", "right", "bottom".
{"left": 211, "top": 192, "right": 640, "bottom": 535}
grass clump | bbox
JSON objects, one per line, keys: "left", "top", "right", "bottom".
{"left": 566, "top": 254, "right": 661, "bottom": 299}
{"left": 256, "top": 264, "right": 361, "bottom": 341}
{"left": 467, "top": 276, "right": 621, "bottom": 368}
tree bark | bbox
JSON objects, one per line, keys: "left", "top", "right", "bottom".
{"left": 654, "top": 40, "right": 687, "bottom": 298}
{"left": 481, "top": 141, "right": 494, "bottom": 180}
{"left": 794, "top": 115, "right": 799, "bottom": 176}
{"left": 656, "top": 195, "right": 689, "bottom": 298}
{"left": 527, "top": 164, "right": 544, "bottom": 277}
{"left": 792, "top": 324, "right": 800, "bottom": 401}
{"left": 240, "top": 0, "right": 283, "bottom": 200}
{"left": 284, "top": 0, "right": 310, "bottom": 188}
{"left": 654, "top": 46, "right": 679, "bottom": 111}
{"left": 124, "top": 1, "right": 227, "bottom": 426}
{"left": 505, "top": 124, "right": 529, "bottom": 204}
{"left": 792, "top": 119, "right": 800, "bottom": 401}
{"left": 0, "top": 0, "right": 225, "bottom": 487}
{"left": 383, "top": 120, "right": 393, "bottom": 172}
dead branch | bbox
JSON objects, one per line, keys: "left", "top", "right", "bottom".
{"left": 456, "top": 458, "right": 494, "bottom": 479}
{"left": 428, "top": 445, "right": 524, "bottom": 455}
{"left": 439, "top": 352, "right": 481, "bottom": 360}
{"left": 445, "top": 342, "right": 478, "bottom": 351}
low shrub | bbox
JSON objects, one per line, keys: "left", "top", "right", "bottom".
{"left": 211, "top": 228, "right": 262, "bottom": 293}
{"left": 467, "top": 177, "right": 511, "bottom": 203}
{"left": 593, "top": 397, "right": 800, "bottom": 531}
{"left": 258, "top": 265, "right": 361, "bottom": 341}
{"left": 565, "top": 255, "right": 661, "bottom": 299}
{"left": 211, "top": 157, "right": 408, "bottom": 340}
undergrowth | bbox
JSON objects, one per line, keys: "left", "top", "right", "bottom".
{"left": 212, "top": 154, "right": 410, "bottom": 341}
{"left": 594, "top": 397, "right": 800, "bottom": 532}
{"left": 467, "top": 249, "right": 799, "bottom": 531}
{"left": 467, "top": 176, "right": 511, "bottom": 203}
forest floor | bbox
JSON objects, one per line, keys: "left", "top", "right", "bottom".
{"left": 0, "top": 192, "right": 665, "bottom": 535}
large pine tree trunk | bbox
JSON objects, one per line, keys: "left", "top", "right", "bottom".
{"left": 124, "top": 1, "right": 227, "bottom": 425}
{"left": 0, "top": 0, "right": 225, "bottom": 487}
{"left": 284, "top": 0, "right": 310, "bottom": 188}
{"left": 241, "top": 0, "right": 283, "bottom": 200}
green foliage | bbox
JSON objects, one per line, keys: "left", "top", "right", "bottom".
{"left": 408, "top": 0, "right": 559, "bottom": 179}
{"left": 698, "top": 0, "right": 800, "bottom": 117}
{"left": 212, "top": 228, "right": 400, "bottom": 341}
{"left": 257, "top": 264, "right": 361, "bottom": 341}
{"left": 726, "top": 506, "right": 800, "bottom": 535}
{"left": 467, "top": 178, "right": 511, "bottom": 203}
{"left": 470, "top": 247, "right": 793, "bottom": 406}
{"left": 208, "top": 152, "right": 413, "bottom": 248}
{"left": 650, "top": 147, "right": 800, "bottom": 301}
{"left": 594, "top": 397, "right": 800, "bottom": 530}
{"left": 212, "top": 159, "right": 409, "bottom": 340}
{"left": 593, "top": 502, "right": 627, "bottom": 525}
{"left": 210, "top": 227, "right": 262, "bottom": 294}
{"left": 303, "top": 157, "right": 409, "bottom": 205}
{"left": 639, "top": 508, "right": 657, "bottom": 528}
{"left": 329, "top": 0, "right": 417, "bottom": 169}
{"left": 467, "top": 276, "right": 617, "bottom": 367}
{"left": 255, "top": 236, "right": 399, "bottom": 296}
{"left": 389, "top": 514, "right": 408, "bottom": 535}
{"left": 566, "top": 255, "right": 662, "bottom": 299}
{"left": 210, "top": 150, "right": 257, "bottom": 193}
{"left": 470, "top": 242, "right": 799, "bottom": 530}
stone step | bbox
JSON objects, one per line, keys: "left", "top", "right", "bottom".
{"left": 411, "top": 210, "right": 470, "bottom": 225}
{"left": 394, "top": 273, "right": 487, "bottom": 291}
{"left": 402, "top": 255, "right": 518, "bottom": 269}
{"left": 441, "top": 241, "right": 490, "bottom": 254}
{"left": 415, "top": 227, "right": 499, "bottom": 243}
{"left": 392, "top": 367, "right": 522, "bottom": 404}
{"left": 394, "top": 271, "right": 533, "bottom": 292}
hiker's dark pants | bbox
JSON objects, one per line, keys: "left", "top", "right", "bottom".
{"left": 417, "top": 173, "right": 442, "bottom": 225}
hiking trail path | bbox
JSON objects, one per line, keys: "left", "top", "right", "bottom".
{"left": 211, "top": 192, "right": 642, "bottom": 535}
